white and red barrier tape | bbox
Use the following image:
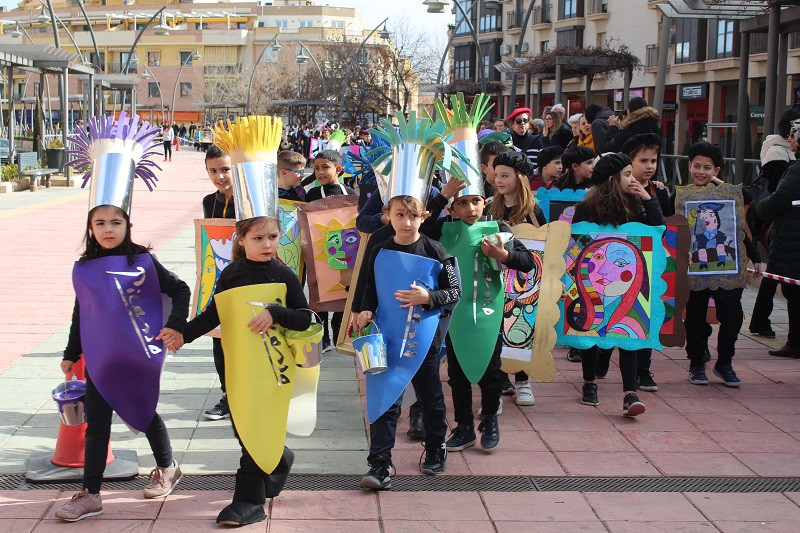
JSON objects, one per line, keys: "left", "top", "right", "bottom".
{"left": 747, "top": 268, "right": 800, "bottom": 286}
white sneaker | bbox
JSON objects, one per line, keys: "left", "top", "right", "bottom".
{"left": 514, "top": 381, "right": 535, "bottom": 406}
{"left": 478, "top": 397, "right": 503, "bottom": 416}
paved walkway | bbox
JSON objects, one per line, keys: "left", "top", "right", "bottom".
{"left": 0, "top": 149, "right": 798, "bottom": 531}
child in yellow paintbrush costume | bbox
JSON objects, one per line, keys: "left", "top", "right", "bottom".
{"left": 183, "top": 116, "right": 319, "bottom": 526}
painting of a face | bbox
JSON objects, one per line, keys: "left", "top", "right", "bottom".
{"left": 326, "top": 228, "right": 360, "bottom": 269}
{"left": 698, "top": 208, "right": 719, "bottom": 231}
{"left": 587, "top": 242, "right": 636, "bottom": 298}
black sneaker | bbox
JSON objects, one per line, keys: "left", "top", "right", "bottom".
{"left": 567, "top": 348, "right": 583, "bottom": 362}
{"left": 623, "top": 393, "right": 646, "bottom": 417}
{"left": 713, "top": 364, "right": 741, "bottom": 388}
{"left": 500, "top": 379, "right": 516, "bottom": 396}
{"left": 581, "top": 383, "right": 599, "bottom": 406}
{"left": 445, "top": 424, "right": 476, "bottom": 451}
{"left": 749, "top": 326, "right": 776, "bottom": 339}
{"left": 216, "top": 500, "right": 266, "bottom": 526}
{"left": 204, "top": 394, "right": 230, "bottom": 420}
{"left": 420, "top": 444, "right": 447, "bottom": 475}
{"left": 478, "top": 415, "right": 499, "bottom": 452}
{"left": 596, "top": 348, "right": 612, "bottom": 378}
{"left": 359, "top": 454, "right": 393, "bottom": 490}
{"left": 637, "top": 369, "right": 659, "bottom": 392}
{"left": 689, "top": 366, "right": 709, "bottom": 385}
{"left": 406, "top": 405, "right": 425, "bottom": 440}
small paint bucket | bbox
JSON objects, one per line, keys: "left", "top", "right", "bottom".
{"left": 52, "top": 379, "right": 86, "bottom": 426}
{"left": 285, "top": 323, "right": 324, "bottom": 368}
{"left": 352, "top": 325, "right": 387, "bottom": 375}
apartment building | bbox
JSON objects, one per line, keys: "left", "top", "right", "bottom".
{"left": 0, "top": 0, "right": 409, "bottom": 126}
{"left": 451, "top": 0, "right": 800, "bottom": 156}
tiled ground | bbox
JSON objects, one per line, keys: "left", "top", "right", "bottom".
{"left": 1, "top": 149, "right": 798, "bottom": 530}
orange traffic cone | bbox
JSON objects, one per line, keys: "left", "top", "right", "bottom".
{"left": 50, "top": 358, "right": 114, "bottom": 468}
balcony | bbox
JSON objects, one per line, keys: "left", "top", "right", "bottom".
{"left": 108, "top": 63, "right": 137, "bottom": 74}
{"left": 645, "top": 44, "right": 658, "bottom": 71}
{"left": 507, "top": 10, "right": 522, "bottom": 30}
{"left": 204, "top": 65, "right": 242, "bottom": 75}
{"left": 586, "top": 0, "right": 609, "bottom": 20}
{"left": 532, "top": 3, "right": 552, "bottom": 27}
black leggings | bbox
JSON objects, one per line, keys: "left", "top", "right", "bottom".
{"left": 581, "top": 346, "right": 639, "bottom": 392}
{"left": 83, "top": 374, "right": 172, "bottom": 494}
{"left": 163, "top": 140, "right": 172, "bottom": 158}
{"left": 447, "top": 334, "right": 502, "bottom": 424}
{"left": 213, "top": 337, "right": 226, "bottom": 394}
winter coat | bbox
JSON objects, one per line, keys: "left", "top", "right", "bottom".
{"left": 602, "top": 107, "right": 662, "bottom": 153}
{"left": 543, "top": 123, "right": 573, "bottom": 149}
{"left": 590, "top": 108, "right": 615, "bottom": 152}
{"left": 756, "top": 159, "right": 800, "bottom": 278}
{"left": 760, "top": 134, "right": 796, "bottom": 193}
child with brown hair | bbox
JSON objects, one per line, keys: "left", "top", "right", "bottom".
{"left": 489, "top": 151, "right": 545, "bottom": 406}
{"left": 277, "top": 150, "right": 307, "bottom": 202}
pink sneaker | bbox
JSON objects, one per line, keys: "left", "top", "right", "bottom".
{"left": 143, "top": 461, "right": 183, "bottom": 498}
{"left": 54, "top": 489, "right": 103, "bottom": 521}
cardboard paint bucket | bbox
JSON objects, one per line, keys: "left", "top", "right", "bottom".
{"left": 352, "top": 327, "right": 388, "bottom": 375}
{"left": 285, "top": 322, "right": 324, "bottom": 368}
{"left": 52, "top": 379, "right": 87, "bottom": 426}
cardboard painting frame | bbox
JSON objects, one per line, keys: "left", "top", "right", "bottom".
{"left": 675, "top": 183, "right": 748, "bottom": 291}
{"left": 297, "top": 195, "right": 361, "bottom": 312}
{"left": 660, "top": 214, "right": 690, "bottom": 347}
{"left": 335, "top": 234, "right": 369, "bottom": 356}
{"left": 192, "top": 218, "right": 236, "bottom": 338}
{"left": 278, "top": 198, "right": 306, "bottom": 282}
{"left": 536, "top": 188, "right": 587, "bottom": 223}
{"left": 499, "top": 221, "right": 571, "bottom": 382}
{"left": 557, "top": 221, "right": 668, "bottom": 351}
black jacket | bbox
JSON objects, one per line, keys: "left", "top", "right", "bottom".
{"left": 756, "top": 159, "right": 800, "bottom": 278}
{"left": 590, "top": 108, "right": 616, "bottom": 152}
{"left": 543, "top": 123, "right": 573, "bottom": 150}
{"left": 202, "top": 191, "right": 236, "bottom": 219}
{"left": 602, "top": 107, "right": 662, "bottom": 154}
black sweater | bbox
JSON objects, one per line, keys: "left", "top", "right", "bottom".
{"left": 573, "top": 196, "right": 665, "bottom": 227}
{"left": 361, "top": 235, "right": 461, "bottom": 314}
{"left": 202, "top": 191, "right": 236, "bottom": 219}
{"left": 304, "top": 183, "right": 356, "bottom": 202}
{"left": 422, "top": 216, "right": 536, "bottom": 274}
{"left": 64, "top": 251, "right": 191, "bottom": 363}
{"left": 184, "top": 258, "right": 311, "bottom": 343}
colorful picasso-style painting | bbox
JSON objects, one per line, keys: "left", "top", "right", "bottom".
{"left": 192, "top": 219, "right": 236, "bottom": 337}
{"left": 660, "top": 214, "right": 690, "bottom": 347}
{"left": 536, "top": 188, "right": 587, "bottom": 224}
{"left": 298, "top": 195, "right": 361, "bottom": 312}
{"left": 558, "top": 222, "right": 667, "bottom": 351}
{"left": 675, "top": 183, "right": 748, "bottom": 291}
{"left": 499, "top": 222, "right": 570, "bottom": 382}
{"left": 277, "top": 199, "right": 305, "bottom": 281}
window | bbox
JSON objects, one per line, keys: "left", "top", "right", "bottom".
{"left": 195, "top": 22, "right": 209, "bottom": 30}
{"left": 455, "top": 3, "right": 476, "bottom": 35}
{"left": 33, "top": 82, "right": 40, "bottom": 95}
{"left": 237, "top": 22, "right": 246, "bottom": 29}
{"left": 559, "top": 0, "right": 582, "bottom": 20}
{"left": 715, "top": 20, "right": 735, "bottom": 58}
{"left": 147, "top": 50, "right": 160, "bottom": 66}
{"left": 148, "top": 82, "right": 160, "bottom": 98}
{"left": 556, "top": 27, "right": 583, "bottom": 48}
{"left": 596, "top": 32, "right": 606, "bottom": 47}
{"left": 88, "top": 52, "right": 105, "bottom": 69}
{"left": 540, "top": 40, "right": 550, "bottom": 53}
{"left": 674, "top": 19, "right": 706, "bottom": 64}
{"left": 331, "top": 21, "right": 344, "bottom": 29}
{"left": 300, "top": 21, "right": 313, "bottom": 28}
{"left": 180, "top": 51, "right": 193, "bottom": 65}
{"left": 180, "top": 82, "right": 192, "bottom": 98}
{"left": 479, "top": 6, "right": 501, "bottom": 33}
{"left": 276, "top": 20, "right": 288, "bottom": 28}
{"left": 453, "top": 45, "right": 472, "bottom": 81}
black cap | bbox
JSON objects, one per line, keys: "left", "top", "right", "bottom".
{"left": 493, "top": 151, "right": 535, "bottom": 177}
{"left": 621, "top": 133, "right": 662, "bottom": 156}
{"left": 585, "top": 103, "right": 603, "bottom": 124}
{"left": 561, "top": 146, "right": 596, "bottom": 170}
{"left": 591, "top": 153, "right": 632, "bottom": 185}
{"left": 537, "top": 146, "right": 565, "bottom": 171}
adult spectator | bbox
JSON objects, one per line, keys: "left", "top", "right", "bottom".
{"left": 585, "top": 102, "right": 615, "bottom": 153}
{"left": 749, "top": 108, "right": 800, "bottom": 339}
{"left": 542, "top": 110, "right": 572, "bottom": 149}
{"left": 602, "top": 97, "right": 662, "bottom": 153}
{"left": 566, "top": 113, "right": 583, "bottom": 149}
{"left": 507, "top": 107, "right": 544, "bottom": 173}
{"left": 578, "top": 114, "right": 595, "bottom": 151}
{"left": 756, "top": 123, "right": 800, "bottom": 358}
{"left": 531, "top": 118, "right": 544, "bottom": 136}
{"left": 494, "top": 119, "right": 507, "bottom": 132}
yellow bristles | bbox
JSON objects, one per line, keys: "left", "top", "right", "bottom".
{"left": 212, "top": 115, "right": 283, "bottom": 163}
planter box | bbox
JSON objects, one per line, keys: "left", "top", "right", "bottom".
{"left": 0, "top": 178, "right": 31, "bottom": 193}
{"left": 45, "top": 148, "right": 65, "bottom": 172}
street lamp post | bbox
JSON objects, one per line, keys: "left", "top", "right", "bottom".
{"left": 141, "top": 65, "right": 165, "bottom": 123}
{"left": 296, "top": 42, "right": 328, "bottom": 122}
{"left": 506, "top": 0, "right": 537, "bottom": 113}
{"left": 170, "top": 47, "right": 202, "bottom": 126}
{"left": 76, "top": 0, "right": 101, "bottom": 64}
{"left": 120, "top": 7, "right": 170, "bottom": 112}
{"left": 246, "top": 35, "right": 281, "bottom": 115}
{"left": 424, "top": 0, "right": 485, "bottom": 93}
{"left": 337, "top": 18, "right": 389, "bottom": 125}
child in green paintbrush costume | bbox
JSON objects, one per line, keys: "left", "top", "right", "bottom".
{"left": 423, "top": 94, "right": 535, "bottom": 452}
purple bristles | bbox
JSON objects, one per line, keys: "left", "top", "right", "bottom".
{"left": 65, "top": 112, "right": 162, "bottom": 191}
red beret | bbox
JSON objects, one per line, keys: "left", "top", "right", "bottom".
{"left": 506, "top": 107, "right": 532, "bottom": 122}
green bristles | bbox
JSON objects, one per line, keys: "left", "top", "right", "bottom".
{"left": 434, "top": 92, "right": 495, "bottom": 135}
